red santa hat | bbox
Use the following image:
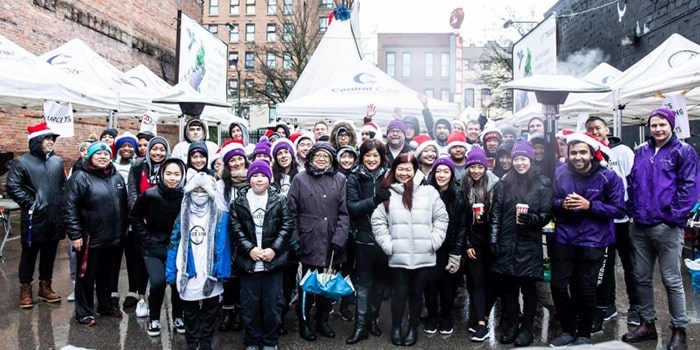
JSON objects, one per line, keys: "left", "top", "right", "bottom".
{"left": 411, "top": 134, "right": 439, "bottom": 158}
{"left": 565, "top": 131, "right": 611, "bottom": 167}
{"left": 361, "top": 122, "right": 381, "bottom": 139}
{"left": 446, "top": 131, "right": 470, "bottom": 152}
{"left": 219, "top": 139, "right": 246, "bottom": 164}
{"left": 27, "top": 121, "right": 59, "bottom": 140}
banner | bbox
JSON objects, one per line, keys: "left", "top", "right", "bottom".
{"left": 140, "top": 111, "right": 159, "bottom": 135}
{"left": 43, "top": 101, "right": 74, "bottom": 137}
{"left": 662, "top": 94, "right": 690, "bottom": 139}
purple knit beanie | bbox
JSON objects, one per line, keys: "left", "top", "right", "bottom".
{"left": 386, "top": 119, "right": 407, "bottom": 136}
{"left": 511, "top": 139, "right": 535, "bottom": 160}
{"left": 466, "top": 146, "right": 488, "bottom": 168}
{"left": 431, "top": 156, "right": 456, "bottom": 174}
{"left": 647, "top": 107, "right": 676, "bottom": 129}
{"left": 247, "top": 159, "right": 273, "bottom": 181}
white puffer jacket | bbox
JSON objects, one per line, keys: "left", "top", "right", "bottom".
{"left": 371, "top": 172, "right": 448, "bottom": 269}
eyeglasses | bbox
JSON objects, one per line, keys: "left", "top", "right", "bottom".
{"left": 388, "top": 129, "right": 403, "bottom": 135}
{"left": 312, "top": 153, "right": 331, "bottom": 160}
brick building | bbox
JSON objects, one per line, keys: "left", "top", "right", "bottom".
{"left": 0, "top": 0, "right": 203, "bottom": 183}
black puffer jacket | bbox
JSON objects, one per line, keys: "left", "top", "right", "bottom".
{"left": 63, "top": 161, "right": 128, "bottom": 248}
{"left": 6, "top": 136, "right": 66, "bottom": 243}
{"left": 129, "top": 159, "right": 186, "bottom": 259}
{"left": 439, "top": 185, "right": 468, "bottom": 256}
{"left": 230, "top": 186, "right": 293, "bottom": 273}
{"left": 489, "top": 171, "right": 552, "bottom": 279}
{"left": 346, "top": 165, "right": 386, "bottom": 244}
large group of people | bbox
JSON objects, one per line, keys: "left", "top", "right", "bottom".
{"left": 5, "top": 100, "right": 699, "bottom": 350}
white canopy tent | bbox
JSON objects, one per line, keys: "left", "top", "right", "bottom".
{"left": 277, "top": 18, "right": 459, "bottom": 128}
{"left": 0, "top": 34, "right": 119, "bottom": 111}
{"left": 618, "top": 55, "right": 700, "bottom": 104}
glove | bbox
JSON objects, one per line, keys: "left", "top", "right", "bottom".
{"left": 374, "top": 186, "right": 391, "bottom": 204}
{"left": 330, "top": 243, "right": 343, "bottom": 254}
{"left": 445, "top": 254, "right": 461, "bottom": 274}
{"left": 490, "top": 243, "right": 500, "bottom": 257}
{"left": 517, "top": 213, "right": 536, "bottom": 226}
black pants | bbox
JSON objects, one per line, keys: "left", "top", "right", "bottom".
{"left": 613, "top": 222, "right": 639, "bottom": 310}
{"left": 19, "top": 240, "right": 59, "bottom": 283}
{"left": 595, "top": 245, "right": 616, "bottom": 308}
{"left": 340, "top": 240, "right": 356, "bottom": 311}
{"left": 296, "top": 264, "right": 333, "bottom": 323}
{"left": 465, "top": 245, "right": 495, "bottom": 322}
{"left": 354, "top": 243, "right": 389, "bottom": 325}
{"left": 221, "top": 277, "right": 241, "bottom": 308}
{"left": 550, "top": 243, "right": 604, "bottom": 338}
{"left": 111, "top": 232, "right": 148, "bottom": 295}
{"left": 183, "top": 296, "right": 219, "bottom": 348}
{"left": 143, "top": 255, "right": 183, "bottom": 321}
{"left": 240, "top": 270, "right": 284, "bottom": 347}
{"left": 501, "top": 275, "right": 538, "bottom": 328}
{"left": 74, "top": 246, "right": 119, "bottom": 319}
{"left": 281, "top": 262, "right": 298, "bottom": 321}
{"left": 390, "top": 267, "right": 431, "bottom": 328}
{"left": 425, "top": 248, "right": 459, "bottom": 322}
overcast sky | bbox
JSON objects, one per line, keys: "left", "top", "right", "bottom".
{"left": 357, "top": 0, "right": 559, "bottom": 59}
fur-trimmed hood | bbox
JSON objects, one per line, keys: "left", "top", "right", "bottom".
{"left": 329, "top": 120, "right": 357, "bottom": 149}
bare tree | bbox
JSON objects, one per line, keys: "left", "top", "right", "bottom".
{"left": 248, "top": 1, "right": 326, "bottom": 104}
{"left": 475, "top": 41, "right": 514, "bottom": 116}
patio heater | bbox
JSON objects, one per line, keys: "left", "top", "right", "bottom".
{"left": 152, "top": 86, "right": 231, "bottom": 142}
{"left": 500, "top": 75, "right": 611, "bottom": 180}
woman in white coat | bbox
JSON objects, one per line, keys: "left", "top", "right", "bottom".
{"left": 371, "top": 152, "right": 448, "bottom": 347}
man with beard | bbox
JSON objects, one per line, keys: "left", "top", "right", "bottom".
{"left": 446, "top": 132, "right": 470, "bottom": 186}
{"left": 385, "top": 119, "right": 412, "bottom": 165}
{"left": 549, "top": 133, "right": 625, "bottom": 347}
{"left": 527, "top": 116, "right": 545, "bottom": 135}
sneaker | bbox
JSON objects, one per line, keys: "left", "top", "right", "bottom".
{"left": 423, "top": 319, "right": 438, "bottom": 334}
{"left": 262, "top": 346, "right": 278, "bottom": 350}
{"left": 147, "top": 320, "right": 161, "bottom": 336}
{"left": 549, "top": 332, "right": 576, "bottom": 347}
{"left": 174, "top": 318, "right": 186, "bottom": 334}
{"left": 626, "top": 309, "right": 641, "bottom": 326}
{"left": 439, "top": 319, "right": 453, "bottom": 335}
{"left": 67, "top": 290, "right": 75, "bottom": 302}
{"left": 603, "top": 305, "right": 617, "bottom": 322}
{"left": 573, "top": 337, "right": 592, "bottom": 346}
{"left": 245, "top": 346, "right": 259, "bottom": 350}
{"left": 76, "top": 315, "right": 97, "bottom": 327}
{"left": 135, "top": 299, "right": 149, "bottom": 318}
{"left": 471, "top": 324, "right": 489, "bottom": 342}
{"left": 467, "top": 318, "right": 477, "bottom": 334}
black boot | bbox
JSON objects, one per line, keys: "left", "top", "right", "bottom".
{"left": 591, "top": 307, "right": 605, "bottom": 334}
{"left": 500, "top": 322, "right": 519, "bottom": 344}
{"left": 316, "top": 319, "right": 336, "bottom": 338}
{"left": 231, "top": 307, "right": 242, "bottom": 331}
{"left": 369, "top": 318, "right": 382, "bottom": 336}
{"left": 403, "top": 326, "right": 418, "bottom": 346}
{"left": 390, "top": 326, "right": 403, "bottom": 346}
{"left": 218, "top": 309, "right": 233, "bottom": 332}
{"left": 299, "top": 320, "right": 316, "bottom": 341}
{"left": 347, "top": 294, "right": 368, "bottom": 344}
{"left": 514, "top": 326, "right": 533, "bottom": 347}
{"left": 346, "top": 324, "right": 368, "bottom": 344}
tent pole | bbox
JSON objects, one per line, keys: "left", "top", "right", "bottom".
{"left": 178, "top": 115, "right": 185, "bottom": 142}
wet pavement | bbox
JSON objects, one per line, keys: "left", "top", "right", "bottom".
{"left": 0, "top": 217, "right": 698, "bottom": 349}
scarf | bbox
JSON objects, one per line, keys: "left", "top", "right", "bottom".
{"left": 230, "top": 169, "right": 248, "bottom": 187}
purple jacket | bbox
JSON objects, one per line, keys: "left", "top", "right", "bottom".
{"left": 628, "top": 136, "right": 700, "bottom": 227}
{"left": 553, "top": 163, "right": 625, "bottom": 248}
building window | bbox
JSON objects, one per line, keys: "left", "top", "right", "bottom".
{"left": 228, "top": 52, "right": 239, "bottom": 69}
{"left": 230, "top": 0, "right": 240, "bottom": 15}
{"left": 480, "top": 88, "right": 492, "bottom": 102}
{"left": 480, "top": 61, "right": 491, "bottom": 70}
{"left": 441, "top": 89, "right": 450, "bottom": 102}
{"left": 245, "top": 51, "right": 255, "bottom": 69}
{"left": 245, "top": 24, "right": 255, "bottom": 42}
{"left": 266, "top": 24, "right": 276, "bottom": 41}
{"left": 283, "top": 0, "right": 293, "bottom": 14}
{"left": 266, "top": 52, "right": 276, "bottom": 69}
{"left": 283, "top": 23, "right": 292, "bottom": 42}
{"left": 386, "top": 52, "right": 395, "bottom": 77}
{"left": 425, "top": 89, "right": 434, "bottom": 98}
{"left": 246, "top": 0, "right": 256, "bottom": 15}
{"left": 266, "top": 80, "right": 275, "bottom": 94}
{"left": 208, "top": 25, "right": 218, "bottom": 35}
{"left": 228, "top": 79, "right": 239, "bottom": 98}
{"left": 424, "top": 53, "right": 433, "bottom": 78}
{"left": 244, "top": 79, "right": 255, "bottom": 96}
{"left": 319, "top": 17, "right": 328, "bottom": 33}
{"left": 464, "top": 88, "right": 475, "bottom": 107}
{"left": 320, "top": 0, "right": 333, "bottom": 9}
{"left": 402, "top": 52, "right": 411, "bottom": 78}
{"left": 209, "top": 0, "right": 219, "bottom": 15}
{"left": 267, "top": 0, "right": 277, "bottom": 14}
{"left": 228, "top": 24, "right": 239, "bottom": 42}
{"left": 463, "top": 59, "right": 470, "bottom": 70}
{"left": 283, "top": 52, "right": 292, "bottom": 70}
{"left": 440, "top": 53, "right": 449, "bottom": 78}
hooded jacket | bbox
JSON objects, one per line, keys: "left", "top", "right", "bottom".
{"left": 371, "top": 172, "right": 449, "bottom": 269}
{"left": 553, "top": 162, "right": 625, "bottom": 248}
{"left": 287, "top": 142, "right": 350, "bottom": 266}
{"left": 63, "top": 160, "right": 128, "bottom": 248}
{"left": 346, "top": 165, "right": 387, "bottom": 244}
{"left": 403, "top": 115, "right": 421, "bottom": 143}
{"left": 490, "top": 171, "right": 552, "bottom": 278}
{"left": 492, "top": 140, "right": 514, "bottom": 178}
{"left": 127, "top": 136, "right": 171, "bottom": 209}
{"left": 6, "top": 135, "right": 66, "bottom": 243}
{"left": 129, "top": 158, "right": 186, "bottom": 258}
{"left": 171, "top": 118, "right": 219, "bottom": 167}
{"left": 230, "top": 185, "right": 293, "bottom": 273}
{"left": 329, "top": 120, "right": 357, "bottom": 149}
{"left": 228, "top": 121, "right": 250, "bottom": 145}
{"left": 628, "top": 135, "right": 700, "bottom": 227}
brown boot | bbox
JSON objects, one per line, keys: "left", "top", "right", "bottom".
{"left": 19, "top": 283, "right": 33, "bottom": 309}
{"left": 668, "top": 327, "right": 687, "bottom": 350}
{"left": 622, "top": 319, "right": 658, "bottom": 343}
{"left": 38, "top": 280, "right": 61, "bottom": 303}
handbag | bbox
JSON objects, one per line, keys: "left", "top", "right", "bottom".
{"left": 298, "top": 250, "right": 355, "bottom": 320}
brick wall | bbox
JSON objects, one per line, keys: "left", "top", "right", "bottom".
{"left": 548, "top": 0, "right": 699, "bottom": 70}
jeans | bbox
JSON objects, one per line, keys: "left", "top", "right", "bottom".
{"left": 550, "top": 243, "right": 604, "bottom": 338}
{"left": 19, "top": 240, "right": 59, "bottom": 283}
{"left": 390, "top": 267, "right": 431, "bottom": 328}
{"left": 240, "top": 270, "right": 284, "bottom": 347}
{"left": 143, "top": 255, "right": 183, "bottom": 322}
{"left": 630, "top": 223, "right": 688, "bottom": 329}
